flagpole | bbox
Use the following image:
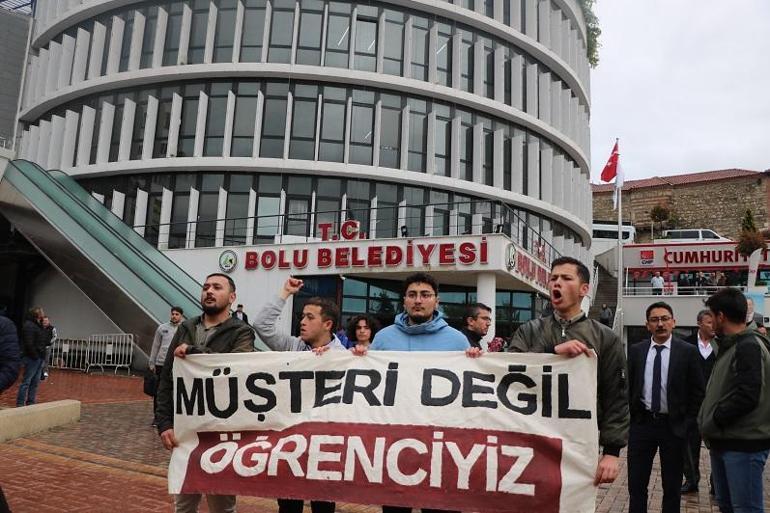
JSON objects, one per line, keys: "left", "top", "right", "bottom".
{"left": 615, "top": 139, "right": 624, "bottom": 340}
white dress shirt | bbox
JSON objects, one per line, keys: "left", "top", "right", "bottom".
{"left": 697, "top": 334, "right": 714, "bottom": 360}
{"left": 642, "top": 337, "right": 671, "bottom": 413}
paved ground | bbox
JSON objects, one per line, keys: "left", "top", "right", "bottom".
{"left": 1, "top": 369, "right": 768, "bottom": 512}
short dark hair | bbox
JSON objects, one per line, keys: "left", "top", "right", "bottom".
{"left": 346, "top": 314, "right": 381, "bottom": 342}
{"left": 171, "top": 306, "right": 184, "bottom": 315}
{"left": 551, "top": 256, "right": 590, "bottom": 284}
{"left": 696, "top": 309, "right": 712, "bottom": 323}
{"left": 464, "top": 303, "right": 492, "bottom": 325}
{"left": 646, "top": 301, "right": 674, "bottom": 320}
{"left": 237, "top": 304, "right": 244, "bottom": 308}
{"left": 206, "top": 273, "right": 236, "bottom": 292}
{"left": 304, "top": 297, "right": 340, "bottom": 332}
{"left": 402, "top": 272, "right": 439, "bottom": 297}
{"left": 705, "top": 288, "right": 747, "bottom": 324}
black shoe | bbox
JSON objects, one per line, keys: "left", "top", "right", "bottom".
{"left": 681, "top": 482, "right": 698, "bottom": 494}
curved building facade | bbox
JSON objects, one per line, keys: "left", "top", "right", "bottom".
{"left": 13, "top": 0, "right": 594, "bottom": 339}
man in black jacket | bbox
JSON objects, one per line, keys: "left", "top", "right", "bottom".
{"left": 155, "top": 273, "right": 255, "bottom": 513}
{"left": 16, "top": 307, "right": 47, "bottom": 407}
{"left": 682, "top": 309, "right": 717, "bottom": 493}
{"left": 0, "top": 309, "right": 19, "bottom": 513}
{"left": 627, "top": 301, "right": 705, "bottom": 513}
{"left": 460, "top": 302, "right": 492, "bottom": 349}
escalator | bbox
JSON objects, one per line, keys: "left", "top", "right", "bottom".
{"left": 0, "top": 159, "right": 205, "bottom": 358}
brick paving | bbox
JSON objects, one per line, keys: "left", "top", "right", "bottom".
{"left": 1, "top": 369, "right": 768, "bottom": 512}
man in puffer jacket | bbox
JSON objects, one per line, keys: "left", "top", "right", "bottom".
{"left": 16, "top": 307, "right": 47, "bottom": 407}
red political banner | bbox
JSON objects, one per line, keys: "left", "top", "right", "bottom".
{"left": 168, "top": 352, "right": 599, "bottom": 512}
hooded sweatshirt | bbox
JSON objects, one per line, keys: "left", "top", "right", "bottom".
{"left": 371, "top": 311, "right": 469, "bottom": 351}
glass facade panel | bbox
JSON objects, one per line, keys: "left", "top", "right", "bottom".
{"left": 410, "top": 16, "right": 429, "bottom": 81}
{"left": 268, "top": 3, "right": 295, "bottom": 63}
{"left": 459, "top": 110, "right": 473, "bottom": 181}
{"left": 196, "top": 173, "right": 224, "bottom": 247}
{"left": 379, "top": 94, "right": 401, "bottom": 169}
{"left": 224, "top": 174, "right": 252, "bottom": 245}
{"left": 407, "top": 98, "right": 427, "bottom": 172}
{"left": 118, "top": 13, "right": 134, "bottom": 72}
{"left": 163, "top": 2, "right": 184, "bottom": 66}
{"left": 436, "top": 22, "right": 452, "bottom": 87}
{"left": 260, "top": 82, "right": 289, "bottom": 158}
{"left": 130, "top": 91, "right": 150, "bottom": 160}
{"left": 354, "top": 14, "right": 377, "bottom": 72}
{"left": 169, "top": 173, "right": 195, "bottom": 248}
{"left": 434, "top": 103, "right": 451, "bottom": 177}
{"left": 325, "top": 3, "right": 351, "bottom": 68}
{"left": 188, "top": 0, "right": 211, "bottom": 64}
{"left": 297, "top": 0, "right": 324, "bottom": 65}
{"left": 140, "top": 6, "right": 159, "bottom": 69}
{"left": 289, "top": 85, "right": 318, "bottom": 160}
{"left": 382, "top": 11, "right": 404, "bottom": 76}
{"left": 152, "top": 86, "right": 177, "bottom": 158}
{"left": 375, "top": 182, "right": 397, "bottom": 238}
{"left": 460, "top": 30, "right": 474, "bottom": 93}
{"left": 203, "top": 82, "right": 231, "bottom": 156}
{"left": 319, "top": 86, "right": 346, "bottom": 162}
{"left": 349, "top": 90, "right": 374, "bottom": 165}
{"left": 231, "top": 82, "right": 259, "bottom": 157}
{"left": 240, "top": 0, "right": 266, "bottom": 62}
{"left": 178, "top": 83, "right": 204, "bottom": 157}
{"left": 213, "top": 0, "right": 237, "bottom": 63}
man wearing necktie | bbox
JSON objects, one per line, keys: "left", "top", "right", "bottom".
{"left": 627, "top": 302, "right": 705, "bottom": 513}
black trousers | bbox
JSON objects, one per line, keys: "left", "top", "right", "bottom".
{"left": 152, "top": 366, "right": 163, "bottom": 424}
{"left": 682, "top": 424, "right": 701, "bottom": 486}
{"left": 277, "top": 499, "right": 335, "bottom": 513}
{"left": 382, "top": 508, "right": 460, "bottom": 513}
{"left": 627, "top": 415, "right": 684, "bottom": 513}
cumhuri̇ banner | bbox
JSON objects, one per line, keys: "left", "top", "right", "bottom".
{"left": 168, "top": 351, "right": 599, "bottom": 513}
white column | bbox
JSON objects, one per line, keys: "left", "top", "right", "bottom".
{"left": 425, "top": 108, "right": 436, "bottom": 175}
{"left": 476, "top": 272, "right": 496, "bottom": 349}
{"left": 473, "top": 39, "right": 483, "bottom": 95}
{"left": 525, "top": 0, "right": 537, "bottom": 37}
{"left": 493, "top": 127, "right": 504, "bottom": 188}
{"left": 167, "top": 92, "right": 183, "bottom": 157}
{"left": 540, "top": 144, "right": 553, "bottom": 203}
{"left": 129, "top": 10, "right": 145, "bottom": 71}
{"left": 223, "top": 90, "right": 236, "bottom": 157}
{"left": 204, "top": 1, "right": 218, "bottom": 63}
{"left": 537, "top": 0, "right": 550, "bottom": 47}
{"left": 245, "top": 189, "right": 257, "bottom": 245}
{"left": 186, "top": 188, "right": 199, "bottom": 248}
{"left": 472, "top": 122, "right": 483, "bottom": 184}
{"left": 399, "top": 103, "right": 410, "bottom": 170}
{"left": 111, "top": 191, "right": 126, "bottom": 219}
{"left": 71, "top": 27, "right": 90, "bottom": 85}
{"left": 48, "top": 115, "right": 65, "bottom": 169}
{"left": 527, "top": 135, "right": 539, "bottom": 199}
{"left": 118, "top": 98, "right": 135, "bottom": 161}
{"left": 551, "top": 152, "right": 563, "bottom": 210}
{"left": 450, "top": 115, "right": 460, "bottom": 179}
{"left": 194, "top": 90, "right": 208, "bottom": 157}
{"left": 61, "top": 110, "right": 80, "bottom": 168}
{"left": 106, "top": 16, "right": 125, "bottom": 74}
{"left": 36, "top": 120, "right": 51, "bottom": 166}
{"left": 233, "top": 0, "right": 245, "bottom": 62}
{"left": 134, "top": 189, "right": 149, "bottom": 236}
{"left": 178, "top": 3, "right": 193, "bottom": 65}
{"left": 45, "top": 41, "right": 61, "bottom": 96}
{"left": 158, "top": 187, "right": 174, "bottom": 249}
{"left": 493, "top": 45, "right": 504, "bottom": 102}
{"left": 36, "top": 49, "right": 48, "bottom": 101}
{"left": 538, "top": 70, "right": 551, "bottom": 124}
{"left": 143, "top": 95, "right": 159, "bottom": 159}
{"left": 154, "top": 6, "right": 168, "bottom": 68}
{"left": 76, "top": 106, "right": 95, "bottom": 167}
{"left": 96, "top": 102, "right": 115, "bottom": 164}
{"left": 511, "top": 130, "right": 524, "bottom": 194}
{"left": 525, "top": 61, "right": 538, "bottom": 115}
{"left": 88, "top": 21, "right": 107, "bottom": 79}
{"left": 215, "top": 187, "right": 227, "bottom": 247}
{"left": 59, "top": 34, "right": 76, "bottom": 89}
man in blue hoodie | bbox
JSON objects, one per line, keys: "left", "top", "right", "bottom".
{"left": 369, "top": 272, "right": 469, "bottom": 352}
{"left": 355, "top": 272, "right": 472, "bottom": 513}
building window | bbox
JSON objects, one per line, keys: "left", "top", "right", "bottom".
{"left": 354, "top": 7, "right": 377, "bottom": 72}
{"left": 213, "top": 0, "right": 238, "bottom": 63}
{"left": 284, "top": 176, "right": 312, "bottom": 236}
{"left": 482, "top": 117, "right": 493, "bottom": 185}
{"left": 319, "top": 86, "right": 347, "bottom": 162}
{"left": 375, "top": 182, "right": 397, "bottom": 239}
{"left": 118, "top": 12, "right": 134, "bottom": 72}
{"left": 349, "top": 89, "right": 374, "bottom": 165}
{"left": 260, "top": 81, "right": 289, "bottom": 158}
{"left": 240, "top": 0, "right": 266, "bottom": 62}
{"left": 196, "top": 173, "right": 224, "bottom": 247}
{"left": 296, "top": 0, "right": 324, "bottom": 65}
{"left": 430, "top": 190, "right": 450, "bottom": 236}
{"left": 163, "top": 2, "right": 184, "bottom": 66}
{"left": 410, "top": 16, "right": 429, "bottom": 81}
{"left": 346, "top": 179, "right": 371, "bottom": 236}
{"left": 483, "top": 38, "right": 494, "bottom": 99}
{"left": 255, "top": 174, "right": 282, "bottom": 242}
{"left": 460, "top": 29, "right": 474, "bottom": 93}
{"left": 325, "top": 2, "right": 350, "bottom": 68}
{"left": 178, "top": 83, "right": 204, "bottom": 157}
{"left": 231, "top": 81, "right": 259, "bottom": 157}
{"left": 403, "top": 186, "right": 425, "bottom": 238}
{"left": 289, "top": 84, "right": 319, "bottom": 160}
{"left": 379, "top": 93, "right": 401, "bottom": 169}
{"left": 145, "top": 175, "right": 171, "bottom": 246}
{"left": 436, "top": 22, "right": 452, "bottom": 87}
{"left": 503, "top": 127, "right": 512, "bottom": 191}
{"left": 434, "top": 103, "right": 451, "bottom": 177}
{"left": 203, "top": 82, "right": 231, "bottom": 156}
{"left": 152, "top": 86, "right": 177, "bottom": 158}
{"left": 315, "top": 178, "right": 341, "bottom": 237}
{"left": 169, "top": 173, "right": 194, "bottom": 248}
{"left": 268, "top": 0, "right": 296, "bottom": 63}
{"left": 459, "top": 109, "right": 473, "bottom": 181}
{"left": 224, "top": 174, "right": 252, "bottom": 245}
{"left": 382, "top": 10, "right": 404, "bottom": 76}
{"left": 456, "top": 193, "right": 472, "bottom": 234}
{"left": 130, "top": 91, "right": 150, "bottom": 160}
{"left": 188, "top": 0, "right": 211, "bottom": 64}
{"left": 108, "top": 94, "right": 127, "bottom": 162}
{"left": 140, "top": 6, "right": 159, "bottom": 69}
{"left": 407, "top": 98, "right": 427, "bottom": 172}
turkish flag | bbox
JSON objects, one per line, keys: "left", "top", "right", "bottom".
{"left": 601, "top": 141, "right": 619, "bottom": 182}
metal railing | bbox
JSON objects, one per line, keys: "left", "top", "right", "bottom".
{"left": 623, "top": 285, "right": 749, "bottom": 296}
{"left": 47, "top": 334, "right": 134, "bottom": 374}
{"left": 139, "top": 199, "right": 562, "bottom": 268}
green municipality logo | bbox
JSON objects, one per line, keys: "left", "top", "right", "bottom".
{"left": 219, "top": 250, "right": 237, "bottom": 273}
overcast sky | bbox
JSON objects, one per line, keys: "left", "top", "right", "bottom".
{"left": 589, "top": 0, "right": 770, "bottom": 183}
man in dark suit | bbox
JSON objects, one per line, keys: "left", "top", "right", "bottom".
{"left": 682, "top": 309, "right": 717, "bottom": 493}
{"left": 232, "top": 304, "right": 249, "bottom": 323}
{"left": 627, "top": 301, "right": 705, "bottom": 513}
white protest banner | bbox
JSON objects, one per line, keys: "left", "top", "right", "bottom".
{"left": 168, "top": 351, "right": 598, "bottom": 513}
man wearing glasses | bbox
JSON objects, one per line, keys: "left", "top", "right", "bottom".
{"left": 366, "top": 272, "right": 469, "bottom": 352}
{"left": 627, "top": 302, "right": 704, "bottom": 513}
{"left": 461, "top": 303, "right": 493, "bottom": 349}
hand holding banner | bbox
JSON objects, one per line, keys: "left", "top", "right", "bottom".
{"left": 169, "top": 351, "right": 599, "bottom": 513}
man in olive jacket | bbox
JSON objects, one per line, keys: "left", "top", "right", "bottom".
{"left": 509, "top": 256, "right": 629, "bottom": 486}
{"left": 155, "top": 273, "right": 255, "bottom": 513}
{"left": 699, "top": 288, "right": 770, "bottom": 513}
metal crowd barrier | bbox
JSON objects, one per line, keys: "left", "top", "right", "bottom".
{"left": 85, "top": 334, "right": 134, "bottom": 374}
{"left": 47, "top": 338, "right": 90, "bottom": 371}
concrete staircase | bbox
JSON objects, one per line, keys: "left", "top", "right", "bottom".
{"left": 589, "top": 264, "right": 618, "bottom": 321}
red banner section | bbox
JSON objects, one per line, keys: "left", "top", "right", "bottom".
{"left": 181, "top": 422, "right": 562, "bottom": 513}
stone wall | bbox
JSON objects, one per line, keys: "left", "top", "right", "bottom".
{"left": 593, "top": 175, "right": 769, "bottom": 242}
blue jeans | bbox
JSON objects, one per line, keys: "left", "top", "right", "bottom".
{"left": 710, "top": 448, "right": 769, "bottom": 513}
{"left": 16, "top": 357, "right": 44, "bottom": 406}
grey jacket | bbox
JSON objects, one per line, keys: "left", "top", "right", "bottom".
{"left": 149, "top": 321, "right": 179, "bottom": 366}
{"left": 253, "top": 295, "right": 346, "bottom": 352}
